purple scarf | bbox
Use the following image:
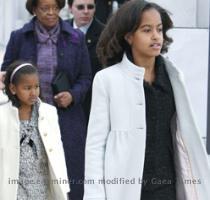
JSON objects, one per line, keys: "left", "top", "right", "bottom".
{"left": 35, "top": 20, "right": 60, "bottom": 105}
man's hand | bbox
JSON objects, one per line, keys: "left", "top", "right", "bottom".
{"left": 0, "top": 71, "right": 6, "bottom": 90}
{"left": 54, "top": 91, "right": 73, "bottom": 108}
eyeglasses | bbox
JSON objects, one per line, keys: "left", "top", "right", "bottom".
{"left": 75, "top": 4, "right": 95, "bottom": 10}
{"left": 38, "top": 6, "right": 60, "bottom": 14}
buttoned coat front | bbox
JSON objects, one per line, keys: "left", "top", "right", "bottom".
{"left": 84, "top": 54, "right": 210, "bottom": 200}
{"left": 0, "top": 94, "right": 70, "bottom": 200}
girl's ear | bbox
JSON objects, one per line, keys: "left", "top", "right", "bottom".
{"left": 32, "top": 8, "right": 36, "bottom": 16}
{"left": 124, "top": 33, "right": 133, "bottom": 45}
{"left": 9, "top": 83, "right": 16, "bottom": 95}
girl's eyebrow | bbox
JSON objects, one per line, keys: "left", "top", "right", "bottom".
{"left": 140, "top": 23, "right": 163, "bottom": 28}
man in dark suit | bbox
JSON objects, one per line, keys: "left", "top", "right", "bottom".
{"left": 67, "top": 0, "right": 104, "bottom": 122}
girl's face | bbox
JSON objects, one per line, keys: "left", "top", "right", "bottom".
{"left": 9, "top": 74, "right": 40, "bottom": 108}
{"left": 33, "top": 0, "right": 60, "bottom": 29}
{"left": 126, "top": 8, "right": 163, "bottom": 60}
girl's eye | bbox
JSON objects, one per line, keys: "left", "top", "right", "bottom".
{"left": 143, "top": 29, "right": 151, "bottom": 33}
{"left": 24, "top": 87, "right": 30, "bottom": 90}
{"left": 23, "top": 85, "right": 32, "bottom": 90}
{"left": 158, "top": 28, "right": 163, "bottom": 32}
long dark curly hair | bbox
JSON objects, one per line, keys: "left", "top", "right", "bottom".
{"left": 96, "top": 0, "right": 173, "bottom": 66}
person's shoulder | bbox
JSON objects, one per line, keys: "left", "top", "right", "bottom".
{"left": 64, "top": 18, "right": 73, "bottom": 26}
{"left": 39, "top": 101, "right": 57, "bottom": 117}
{"left": 89, "top": 18, "right": 105, "bottom": 33}
{"left": 61, "top": 19, "right": 83, "bottom": 36}
{"left": 93, "top": 18, "right": 105, "bottom": 29}
{"left": 162, "top": 55, "right": 183, "bottom": 77}
{"left": 10, "top": 18, "right": 35, "bottom": 37}
{"left": 40, "top": 101, "right": 55, "bottom": 110}
{"left": 61, "top": 19, "right": 85, "bottom": 44}
{"left": 94, "top": 64, "right": 122, "bottom": 82}
{"left": 92, "top": 64, "right": 124, "bottom": 92}
{"left": 0, "top": 98, "right": 12, "bottom": 113}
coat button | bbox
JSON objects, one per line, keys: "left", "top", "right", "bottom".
{"left": 108, "top": 1, "right": 112, "bottom": 5}
{"left": 40, "top": 116, "right": 44, "bottom": 120}
{"left": 87, "top": 39, "right": 91, "bottom": 43}
{"left": 49, "top": 148, "right": 53, "bottom": 152}
{"left": 44, "top": 133, "right": 48, "bottom": 137}
{"left": 134, "top": 77, "right": 140, "bottom": 80}
{"left": 137, "top": 102, "right": 143, "bottom": 105}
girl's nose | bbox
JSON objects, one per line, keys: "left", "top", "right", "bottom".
{"left": 31, "top": 88, "right": 37, "bottom": 96}
{"left": 152, "top": 30, "right": 160, "bottom": 40}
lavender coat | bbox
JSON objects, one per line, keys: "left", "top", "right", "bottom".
{"left": 1, "top": 17, "right": 92, "bottom": 200}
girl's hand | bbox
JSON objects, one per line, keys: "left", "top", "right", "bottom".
{"left": 0, "top": 71, "right": 6, "bottom": 90}
{"left": 54, "top": 91, "right": 73, "bottom": 108}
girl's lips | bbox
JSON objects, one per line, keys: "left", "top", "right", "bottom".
{"left": 30, "top": 98, "right": 38, "bottom": 102}
{"left": 150, "top": 43, "right": 162, "bottom": 49}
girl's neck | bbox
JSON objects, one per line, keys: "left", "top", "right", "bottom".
{"left": 19, "top": 105, "right": 33, "bottom": 121}
{"left": 133, "top": 55, "right": 156, "bottom": 85}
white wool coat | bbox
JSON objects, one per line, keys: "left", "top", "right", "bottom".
{"left": 0, "top": 93, "right": 70, "bottom": 200}
{"left": 84, "top": 54, "right": 210, "bottom": 200}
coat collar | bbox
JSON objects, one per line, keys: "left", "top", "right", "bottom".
{"left": 118, "top": 53, "right": 182, "bottom": 81}
{"left": 68, "top": 17, "right": 104, "bottom": 35}
{"left": 164, "top": 57, "right": 183, "bottom": 79}
{"left": 118, "top": 53, "right": 145, "bottom": 79}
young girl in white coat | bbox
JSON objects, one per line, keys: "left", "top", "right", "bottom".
{"left": 84, "top": 1, "right": 210, "bottom": 200}
{"left": 0, "top": 61, "right": 70, "bottom": 200}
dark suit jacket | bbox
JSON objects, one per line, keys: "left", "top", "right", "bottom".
{"left": 85, "top": 18, "right": 104, "bottom": 77}
{"left": 67, "top": 17, "right": 104, "bottom": 121}
{"left": 95, "top": 0, "right": 129, "bottom": 23}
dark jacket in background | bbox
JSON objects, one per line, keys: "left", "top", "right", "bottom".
{"left": 95, "top": 0, "right": 129, "bottom": 23}
{"left": 1, "top": 17, "right": 92, "bottom": 200}
{"left": 67, "top": 17, "right": 104, "bottom": 121}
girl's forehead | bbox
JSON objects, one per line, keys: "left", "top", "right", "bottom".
{"left": 139, "top": 8, "right": 162, "bottom": 25}
{"left": 17, "top": 73, "right": 39, "bottom": 82}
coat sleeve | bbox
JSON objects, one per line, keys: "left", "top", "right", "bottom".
{"left": 83, "top": 72, "right": 110, "bottom": 200}
{"left": 51, "top": 107, "right": 70, "bottom": 199}
{"left": 69, "top": 32, "right": 92, "bottom": 105}
{"left": 1, "top": 31, "right": 20, "bottom": 71}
